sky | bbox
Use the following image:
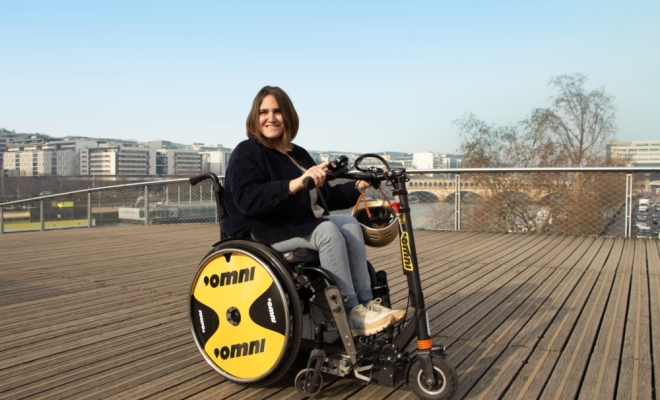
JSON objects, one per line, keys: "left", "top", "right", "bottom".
{"left": 1, "top": 0, "right": 658, "bottom": 154}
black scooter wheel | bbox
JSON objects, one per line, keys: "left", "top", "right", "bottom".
{"left": 189, "top": 239, "right": 302, "bottom": 386}
{"left": 408, "top": 355, "right": 457, "bottom": 400}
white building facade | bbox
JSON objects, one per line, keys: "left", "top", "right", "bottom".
{"left": 3, "top": 135, "right": 231, "bottom": 178}
{"left": 80, "top": 146, "right": 151, "bottom": 176}
{"left": 166, "top": 149, "right": 202, "bottom": 176}
{"left": 440, "top": 154, "right": 464, "bottom": 169}
{"left": 201, "top": 148, "right": 232, "bottom": 176}
{"left": 3, "top": 140, "right": 96, "bottom": 176}
{"left": 412, "top": 152, "right": 438, "bottom": 170}
{"left": 607, "top": 141, "right": 660, "bottom": 167}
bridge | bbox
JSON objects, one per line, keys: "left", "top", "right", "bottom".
{"left": 2, "top": 224, "right": 658, "bottom": 399}
{"left": 406, "top": 176, "right": 577, "bottom": 203}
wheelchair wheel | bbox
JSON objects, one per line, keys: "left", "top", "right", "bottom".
{"left": 295, "top": 368, "right": 323, "bottom": 396}
{"left": 189, "top": 239, "right": 302, "bottom": 386}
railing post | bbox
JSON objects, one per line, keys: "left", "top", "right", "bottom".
{"left": 200, "top": 185, "right": 203, "bottom": 203}
{"left": 40, "top": 200, "right": 45, "bottom": 231}
{"left": 178, "top": 186, "right": 180, "bottom": 204}
{"left": 189, "top": 186, "right": 192, "bottom": 204}
{"left": 625, "top": 173, "right": 633, "bottom": 238}
{"left": 88, "top": 192, "right": 92, "bottom": 228}
{"left": 166, "top": 186, "right": 169, "bottom": 204}
{"left": 0, "top": 206, "right": 4, "bottom": 234}
{"left": 144, "top": 186, "right": 150, "bottom": 225}
{"left": 455, "top": 174, "right": 461, "bottom": 230}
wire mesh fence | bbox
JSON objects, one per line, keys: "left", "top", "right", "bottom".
{"left": 401, "top": 171, "right": 632, "bottom": 235}
{"left": 0, "top": 178, "right": 217, "bottom": 233}
{"left": 0, "top": 170, "right": 658, "bottom": 238}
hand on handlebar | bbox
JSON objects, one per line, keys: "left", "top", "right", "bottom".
{"left": 290, "top": 161, "right": 330, "bottom": 193}
{"left": 356, "top": 180, "right": 371, "bottom": 192}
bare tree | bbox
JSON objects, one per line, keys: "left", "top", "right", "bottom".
{"left": 453, "top": 74, "right": 623, "bottom": 236}
{"left": 455, "top": 113, "right": 564, "bottom": 233}
{"left": 535, "top": 73, "right": 617, "bottom": 167}
{"left": 455, "top": 112, "right": 559, "bottom": 168}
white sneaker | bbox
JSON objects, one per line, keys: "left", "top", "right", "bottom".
{"left": 365, "top": 298, "right": 406, "bottom": 324}
{"left": 348, "top": 304, "right": 393, "bottom": 336}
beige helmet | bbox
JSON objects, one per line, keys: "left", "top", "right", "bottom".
{"left": 352, "top": 196, "right": 399, "bottom": 247}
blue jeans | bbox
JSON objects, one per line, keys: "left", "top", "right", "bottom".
{"left": 271, "top": 215, "right": 372, "bottom": 309}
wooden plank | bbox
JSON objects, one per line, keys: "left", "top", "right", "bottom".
{"left": 2, "top": 336, "right": 193, "bottom": 398}
{"left": 104, "top": 363, "right": 221, "bottom": 400}
{"left": 535, "top": 238, "right": 616, "bottom": 399}
{"left": 648, "top": 239, "right": 660, "bottom": 400}
{"left": 494, "top": 237, "right": 604, "bottom": 399}
{"left": 0, "top": 324, "right": 189, "bottom": 393}
{"left": 0, "top": 311, "right": 186, "bottom": 369}
{"left": 1, "top": 226, "right": 657, "bottom": 399}
{"left": 616, "top": 240, "right": 653, "bottom": 399}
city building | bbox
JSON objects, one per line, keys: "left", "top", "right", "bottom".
{"left": 4, "top": 139, "right": 96, "bottom": 176}
{"left": 80, "top": 145, "right": 151, "bottom": 176}
{"left": 607, "top": 141, "right": 660, "bottom": 167}
{"left": 412, "top": 152, "right": 438, "bottom": 170}
{"left": 440, "top": 154, "right": 464, "bottom": 169}
{"left": 1, "top": 134, "right": 216, "bottom": 178}
{"left": 200, "top": 148, "right": 232, "bottom": 176}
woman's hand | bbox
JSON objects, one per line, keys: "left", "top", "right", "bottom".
{"left": 356, "top": 180, "right": 371, "bottom": 192}
{"left": 289, "top": 161, "right": 330, "bottom": 194}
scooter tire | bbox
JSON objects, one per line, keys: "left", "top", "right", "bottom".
{"left": 408, "top": 355, "right": 457, "bottom": 400}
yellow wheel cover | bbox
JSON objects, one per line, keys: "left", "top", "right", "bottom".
{"left": 191, "top": 251, "right": 288, "bottom": 380}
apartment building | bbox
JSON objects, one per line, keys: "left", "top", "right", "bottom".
{"left": 412, "top": 152, "right": 438, "bottom": 170}
{"left": 440, "top": 154, "right": 464, "bottom": 169}
{"left": 165, "top": 149, "right": 202, "bottom": 176}
{"left": 80, "top": 146, "right": 151, "bottom": 176}
{"left": 3, "top": 139, "right": 96, "bottom": 176}
{"left": 607, "top": 141, "right": 660, "bottom": 167}
{"left": 200, "top": 148, "right": 232, "bottom": 176}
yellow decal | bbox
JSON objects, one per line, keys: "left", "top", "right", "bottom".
{"left": 192, "top": 253, "right": 285, "bottom": 379}
{"left": 398, "top": 214, "right": 406, "bottom": 225}
{"left": 400, "top": 232, "right": 414, "bottom": 272}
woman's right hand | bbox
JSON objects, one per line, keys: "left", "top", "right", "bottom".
{"left": 289, "top": 161, "right": 330, "bottom": 194}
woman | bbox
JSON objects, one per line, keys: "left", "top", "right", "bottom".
{"left": 222, "top": 86, "right": 404, "bottom": 336}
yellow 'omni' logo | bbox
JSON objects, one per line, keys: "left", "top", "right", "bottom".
{"left": 400, "top": 232, "right": 414, "bottom": 272}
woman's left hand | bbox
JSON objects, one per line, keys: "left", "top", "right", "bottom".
{"left": 356, "top": 180, "right": 371, "bottom": 192}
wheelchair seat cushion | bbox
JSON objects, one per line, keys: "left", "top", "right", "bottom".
{"left": 280, "top": 248, "right": 321, "bottom": 265}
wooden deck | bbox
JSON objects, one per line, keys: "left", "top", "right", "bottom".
{"left": 1, "top": 225, "right": 659, "bottom": 399}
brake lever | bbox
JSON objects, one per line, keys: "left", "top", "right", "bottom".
{"left": 326, "top": 168, "right": 348, "bottom": 181}
{"left": 328, "top": 155, "right": 349, "bottom": 172}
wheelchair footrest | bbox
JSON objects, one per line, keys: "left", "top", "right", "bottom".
{"left": 324, "top": 286, "right": 357, "bottom": 365}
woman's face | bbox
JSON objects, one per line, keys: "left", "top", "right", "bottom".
{"left": 259, "top": 95, "right": 284, "bottom": 141}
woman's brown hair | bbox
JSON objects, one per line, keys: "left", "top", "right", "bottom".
{"left": 246, "top": 86, "right": 299, "bottom": 152}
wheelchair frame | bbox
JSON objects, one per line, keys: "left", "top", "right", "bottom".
{"left": 188, "top": 156, "right": 457, "bottom": 399}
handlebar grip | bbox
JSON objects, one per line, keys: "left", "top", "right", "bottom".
{"left": 189, "top": 174, "right": 209, "bottom": 186}
{"left": 302, "top": 177, "right": 316, "bottom": 190}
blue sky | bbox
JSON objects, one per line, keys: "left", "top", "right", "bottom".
{"left": 1, "top": 0, "right": 658, "bottom": 154}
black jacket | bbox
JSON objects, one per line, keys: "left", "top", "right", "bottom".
{"left": 222, "top": 138, "right": 360, "bottom": 244}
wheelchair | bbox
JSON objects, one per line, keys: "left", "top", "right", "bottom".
{"left": 188, "top": 155, "right": 457, "bottom": 399}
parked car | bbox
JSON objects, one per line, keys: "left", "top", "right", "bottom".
{"left": 638, "top": 227, "right": 652, "bottom": 238}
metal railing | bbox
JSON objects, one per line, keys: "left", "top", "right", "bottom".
{"left": 1, "top": 167, "right": 659, "bottom": 238}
